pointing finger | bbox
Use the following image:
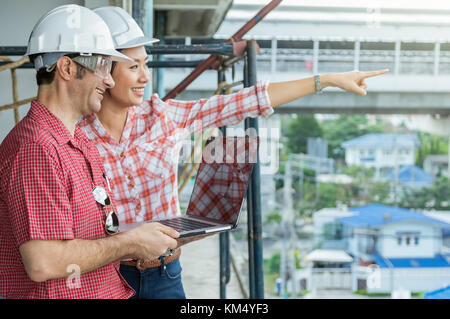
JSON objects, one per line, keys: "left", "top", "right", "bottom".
{"left": 361, "top": 69, "right": 390, "bottom": 79}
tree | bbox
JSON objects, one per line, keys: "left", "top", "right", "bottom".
{"left": 398, "top": 176, "right": 450, "bottom": 210}
{"left": 285, "top": 115, "right": 322, "bottom": 154}
{"left": 415, "top": 132, "right": 449, "bottom": 168}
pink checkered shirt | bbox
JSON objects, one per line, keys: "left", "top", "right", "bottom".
{"left": 79, "top": 81, "right": 273, "bottom": 224}
{"left": 0, "top": 100, "right": 134, "bottom": 299}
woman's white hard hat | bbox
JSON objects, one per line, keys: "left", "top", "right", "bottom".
{"left": 94, "top": 6, "right": 159, "bottom": 49}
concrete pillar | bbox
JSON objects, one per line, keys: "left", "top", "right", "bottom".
{"left": 313, "top": 40, "right": 319, "bottom": 75}
{"left": 434, "top": 41, "right": 440, "bottom": 76}
{"left": 354, "top": 40, "right": 360, "bottom": 71}
{"left": 271, "top": 37, "right": 277, "bottom": 74}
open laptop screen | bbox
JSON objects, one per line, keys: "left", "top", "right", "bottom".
{"left": 186, "top": 136, "right": 259, "bottom": 227}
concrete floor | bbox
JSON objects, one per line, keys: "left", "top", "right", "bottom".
{"left": 179, "top": 234, "right": 246, "bottom": 299}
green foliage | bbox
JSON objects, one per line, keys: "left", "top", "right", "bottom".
{"left": 416, "top": 132, "right": 449, "bottom": 168}
{"left": 285, "top": 115, "right": 322, "bottom": 154}
{"left": 265, "top": 252, "right": 281, "bottom": 274}
{"left": 294, "top": 165, "right": 392, "bottom": 217}
{"left": 265, "top": 211, "right": 282, "bottom": 224}
{"left": 398, "top": 176, "right": 450, "bottom": 210}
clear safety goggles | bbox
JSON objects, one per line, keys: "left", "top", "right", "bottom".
{"left": 72, "top": 55, "right": 113, "bottom": 79}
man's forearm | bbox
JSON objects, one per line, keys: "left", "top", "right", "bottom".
{"left": 19, "top": 233, "right": 134, "bottom": 282}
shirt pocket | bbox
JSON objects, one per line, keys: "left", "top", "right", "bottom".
{"left": 135, "top": 139, "right": 174, "bottom": 181}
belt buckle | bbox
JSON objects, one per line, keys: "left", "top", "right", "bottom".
{"left": 136, "top": 259, "right": 146, "bottom": 270}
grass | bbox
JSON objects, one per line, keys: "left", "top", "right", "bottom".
{"left": 264, "top": 272, "right": 280, "bottom": 295}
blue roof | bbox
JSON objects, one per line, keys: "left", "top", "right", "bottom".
{"left": 373, "top": 253, "right": 450, "bottom": 268}
{"left": 424, "top": 285, "right": 450, "bottom": 299}
{"left": 341, "top": 133, "right": 420, "bottom": 148}
{"left": 386, "top": 165, "right": 433, "bottom": 186}
{"left": 338, "top": 204, "right": 450, "bottom": 229}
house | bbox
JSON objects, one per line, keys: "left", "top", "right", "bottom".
{"left": 341, "top": 134, "right": 420, "bottom": 177}
{"left": 312, "top": 208, "right": 355, "bottom": 250}
{"left": 304, "top": 204, "right": 450, "bottom": 294}
{"left": 424, "top": 284, "right": 450, "bottom": 299}
{"left": 339, "top": 204, "right": 450, "bottom": 293}
{"left": 385, "top": 165, "right": 433, "bottom": 188}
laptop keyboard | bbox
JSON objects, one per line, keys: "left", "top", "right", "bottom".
{"left": 157, "top": 218, "right": 215, "bottom": 232}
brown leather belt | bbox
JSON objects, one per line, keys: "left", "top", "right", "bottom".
{"left": 120, "top": 248, "right": 181, "bottom": 270}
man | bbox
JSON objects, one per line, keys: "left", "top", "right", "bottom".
{"left": 0, "top": 4, "right": 179, "bottom": 299}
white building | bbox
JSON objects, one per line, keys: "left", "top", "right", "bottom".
{"left": 341, "top": 133, "right": 420, "bottom": 177}
{"left": 312, "top": 208, "right": 355, "bottom": 250}
{"left": 300, "top": 204, "right": 450, "bottom": 294}
{"left": 341, "top": 204, "right": 450, "bottom": 293}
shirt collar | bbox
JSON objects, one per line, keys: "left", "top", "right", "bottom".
{"left": 28, "top": 100, "right": 90, "bottom": 148}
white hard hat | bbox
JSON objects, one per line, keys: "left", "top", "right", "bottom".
{"left": 26, "top": 4, "right": 132, "bottom": 70}
{"left": 93, "top": 6, "right": 159, "bottom": 49}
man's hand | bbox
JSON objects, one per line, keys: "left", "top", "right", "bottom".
{"left": 126, "top": 222, "right": 179, "bottom": 261}
{"left": 322, "top": 69, "right": 390, "bottom": 96}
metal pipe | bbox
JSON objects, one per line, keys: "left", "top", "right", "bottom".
{"left": 143, "top": 0, "right": 154, "bottom": 100}
{"left": 218, "top": 70, "right": 230, "bottom": 300}
{"left": 132, "top": 0, "right": 145, "bottom": 34}
{"left": 231, "top": 0, "right": 282, "bottom": 42}
{"left": 245, "top": 40, "right": 264, "bottom": 299}
{"left": 148, "top": 60, "right": 203, "bottom": 68}
{"left": 0, "top": 61, "right": 33, "bottom": 69}
{"left": 0, "top": 43, "right": 234, "bottom": 57}
{"left": 243, "top": 55, "right": 256, "bottom": 299}
{"left": 146, "top": 43, "right": 234, "bottom": 56}
{"left": 162, "top": 0, "right": 283, "bottom": 101}
{"left": 155, "top": 11, "right": 166, "bottom": 97}
{"left": 0, "top": 60, "right": 204, "bottom": 69}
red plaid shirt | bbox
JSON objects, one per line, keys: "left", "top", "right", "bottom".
{"left": 79, "top": 81, "right": 272, "bottom": 224}
{"left": 0, "top": 101, "right": 134, "bottom": 299}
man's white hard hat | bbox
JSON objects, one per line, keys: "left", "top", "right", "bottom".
{"left": 26, "top": 4, "right": 132, "bottom": 70}
{"left": 94, "top": 6, "right": 159, "bottom": 49}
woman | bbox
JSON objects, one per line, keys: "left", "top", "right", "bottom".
{"left": 79, "top": 6, "right": 388, "bottom": 299}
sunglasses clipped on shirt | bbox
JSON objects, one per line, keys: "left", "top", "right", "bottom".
{"left": 92, "top": 185, "right": 119, "bottom": 235}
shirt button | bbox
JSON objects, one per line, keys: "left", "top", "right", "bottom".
{"left": 128, "top": 175, "right": 133, "bottom": 181}
{"left": 136, "top": 203, "right": 141, "bottom": 210}
{"left": 120, "top": 152, "right": 125, "bottom": 158}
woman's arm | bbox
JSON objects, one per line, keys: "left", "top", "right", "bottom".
{"left": 267, "top": 69, "right": 389, "bottom": 108}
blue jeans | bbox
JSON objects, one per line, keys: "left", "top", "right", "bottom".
{"left": 120, "top": 257, "right": 186, "bottom": 299}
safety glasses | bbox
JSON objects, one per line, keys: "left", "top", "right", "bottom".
{"left": 92, "top": 186, "right": 119, "bottom": 235}
{"left": 72, "top": 55, "right": 113, "bottom": 79}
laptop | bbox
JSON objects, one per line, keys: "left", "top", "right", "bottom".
{"left": 120, "top": 136, "right": 259, "bottom": 238}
